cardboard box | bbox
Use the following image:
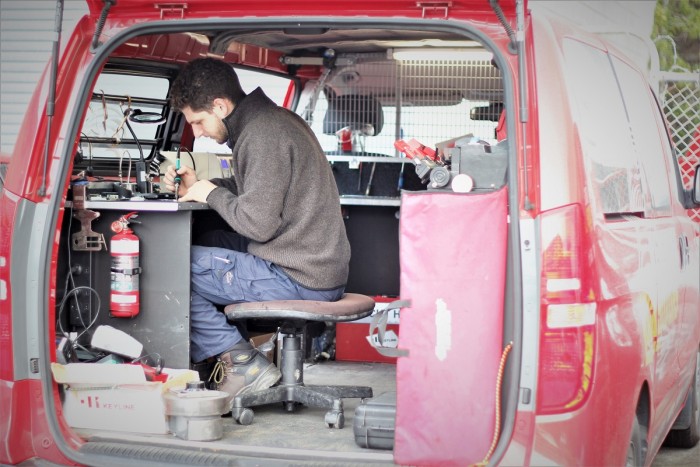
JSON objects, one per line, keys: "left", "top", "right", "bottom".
{"left": 336, "top": 297, "right": 400, "bottom": 364}
{"left": 51, "top": 363, "right": 197, "bottom": 434}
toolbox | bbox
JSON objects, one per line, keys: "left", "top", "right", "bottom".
{"left": 336, "top": 296, "right": 399, "bottom": 364}
{"left": 353, "top": 391, "right": 396, "bottom": 450}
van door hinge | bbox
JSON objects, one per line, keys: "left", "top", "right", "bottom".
{"left": 155, "top": 3, "right": 187, "bottom": 19}
{"left": 416, "top": 1, "right": 451, "bottom": 19}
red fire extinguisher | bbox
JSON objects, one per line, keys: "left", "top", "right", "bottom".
{"left": 110, "top": 212, "right": 141, "bottom": 318}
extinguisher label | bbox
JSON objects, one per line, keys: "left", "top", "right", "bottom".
{"left": 112, "top": 239, "right": 139, "bottom": 254}
{"left": 112, "top": 256, "right": 139, "bottom": 270}
{"left": 111, "top": 272, "right": 139, "bottom": 291}
{"left": 111, "top": 293, "right": 138, "bottom": 304}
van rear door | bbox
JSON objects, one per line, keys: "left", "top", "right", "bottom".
{"left": 83, "top": 0, "right": 520, "bottom": 19}
{"left": 52, "top": 1, "right": 524, "bottom": 465}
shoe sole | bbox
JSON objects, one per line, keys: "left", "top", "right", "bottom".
{"left": 237, "top": 363, "right": 282, "bottom": 397}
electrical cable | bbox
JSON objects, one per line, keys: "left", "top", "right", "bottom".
{"left": 56, "top": 285, "right": 101, "bottom": 344}
{"left": 57, "top": 206, "right": 83, "bottom": 336}
{"left": 123, "top": 111, "right": 145, "bottom": 163}
{"left": 122, "top": 106, "right": 150, "bottom": 193}
{"left": 475, "top": 341, "right": 514, "bottom": 467}
{"left": 80, "top": 132, "right": 93, "bottom": 175}
{"left": 131, "top": 353, "right": 163, "bottom": 369}
{"left": 64, "top": 205, "right": 78, "bottom": 316}
{"left": 119, "top": 150, "right": 133, "bottom": 185}
{"left": 180, "top": 147, "right": 196, "bottom": 173}
{"left": 56, "top": 204, "right": 101, "bottom": 352}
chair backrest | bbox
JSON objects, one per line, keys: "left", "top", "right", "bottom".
{"left": 322, "top": 94, "right": 384, "bottom": 135}
{"left": 224, "top": 293, "right": 376, "bottom": 323}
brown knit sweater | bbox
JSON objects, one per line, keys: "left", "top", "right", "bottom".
{"left": 205, "top": 88, "right": 350, "bottom": 290}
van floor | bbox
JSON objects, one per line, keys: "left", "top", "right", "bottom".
{"left": 77, "top": 360, "right": 398, "bottom": 465}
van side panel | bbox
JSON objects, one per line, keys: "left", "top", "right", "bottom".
{"left": 0, "top": 193, "right": 18, "bottom": 383}
{"left": 0, "top": 379, "right": 72, "bottom": 465}
{"left": 0, "top": 197, "right": 76, "bottom": 465}
{"left": 0, "top": 18, "right": 96, "bottom": 466}
{"left": 527, "top": 11, "right": 700, "bottom": 466}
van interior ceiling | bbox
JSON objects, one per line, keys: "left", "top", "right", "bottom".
{"left": 57, "top": 22, "right": 517, "bottom": 465}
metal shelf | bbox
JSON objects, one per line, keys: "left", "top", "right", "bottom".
{"left": 339, "top": 195, "right": 401, "bottom": 206}
{"left": 67, "top": 200, "right": 209, "bottom": 211}
{"left": 326, "top": 154, "right": 408, "bottom": 164}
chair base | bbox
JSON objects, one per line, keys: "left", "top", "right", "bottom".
{"left": 231, "top": 332, "right": 373, "bottom": 429}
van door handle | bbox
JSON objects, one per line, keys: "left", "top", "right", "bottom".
{"left": 678, "top": 235, "right": 690, "bottom": 269}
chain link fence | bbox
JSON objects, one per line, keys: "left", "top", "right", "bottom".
{"left": 658, "top": 68, "right": 700, "bottom": 223}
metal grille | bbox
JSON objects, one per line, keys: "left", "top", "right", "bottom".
{"left": 659, "top": 74, "right": 700, "bottom": 222}
{"left": 307, "top": 58, "right": 502, "bottom": 156}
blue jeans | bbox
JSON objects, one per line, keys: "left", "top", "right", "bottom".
{"left": 189, "top": 245, "right": 345, "bottom": 362}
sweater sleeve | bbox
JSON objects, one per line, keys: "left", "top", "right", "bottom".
{"left": 206, "top": 134, "right": 292, "bottom": 243}
{"left": 210, "top": 177, "right": 238, "bottom": 194}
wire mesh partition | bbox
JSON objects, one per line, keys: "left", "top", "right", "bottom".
{"left": 660, "top": 74, "right": 700, "bottom": 222}
{"left": 302, "top": 58, "right": 502, "bottom": 156}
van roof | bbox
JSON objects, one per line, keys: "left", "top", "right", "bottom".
{"left": 84, "top": 0, "right": 522, "bottom": 20}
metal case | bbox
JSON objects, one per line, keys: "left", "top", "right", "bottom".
{"left": 353, "top": 391, "right": 396, "bottom": 450}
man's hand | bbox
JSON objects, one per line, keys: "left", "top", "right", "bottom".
{"left": 178, "top": 179, "right": 217, "bottom": 203}
{"left": 163, "top": 164, "right": 197, "bottom": 197}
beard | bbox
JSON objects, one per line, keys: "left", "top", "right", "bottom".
{"left": 212, "top": 118, "right": 229, "bottom": 145}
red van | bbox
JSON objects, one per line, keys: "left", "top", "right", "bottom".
{"left": 1, "top": 1, "right": 699, "bottom": 466}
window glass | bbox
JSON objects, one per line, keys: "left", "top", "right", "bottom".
{"left": 562, "top": 39, "right": 645, "bottom": 215}
{"left": 235, "top": 68, "right": 291, "bottom": 104}
{"left": 650, "top": 96, "right": 685, "bottom": 195}
{"left": 193, "top": 68, "right": 292, "bottom": 153}
{"left": 303, "top": 94, "right": 495, "bottom": 156}
{"left": 81, "top": 73, "right": 169, "bottom": 161}
{"left": 295, "top": 59, "right": 499, "bottom": 156}
{"left": 610, "top": 55, "right": 672, "bottom": 214}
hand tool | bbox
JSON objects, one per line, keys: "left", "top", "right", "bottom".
{"left": 174, "top": 148, "right": 181, "bottom": 201}
{"left": 365, "top": 162, "right": 377, "bottom": 196}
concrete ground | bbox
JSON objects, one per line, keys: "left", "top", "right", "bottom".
{"left": 653, "top": 441, "right": 700, "bottom": 467}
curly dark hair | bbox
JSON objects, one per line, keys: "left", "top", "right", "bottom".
{"left": 170, "top": 58, "right": 246, "bottom": 111}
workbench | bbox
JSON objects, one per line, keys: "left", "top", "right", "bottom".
{"left": 60, "top": 157, "right": 420, "bottom": 368}
{"left": 61, "top": 199, "right": 208, "bottom": 369}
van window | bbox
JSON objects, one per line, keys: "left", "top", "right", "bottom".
{"left": 235, "top": 68, "right": 292, "bottom": 104}
{"left": 562, "top": 39, "right": 646, "bottom": 216}
{"left": 307, "top": 96, "right": 497, "bottom": 155}
{"left": 611, "top": 55, "right": 672, "bottom": 215}
{"left": 81, "top": 73, "right": 169, "bottom": 160}
{"left": 297, "top": 57, "right": 500, "bottom": 155}
{"left": 193, "top": 68, "right": 292, "bottom": 153}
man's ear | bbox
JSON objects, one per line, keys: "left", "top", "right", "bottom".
{"left": 211, "top": 98, "right": 234, "bottom": 119}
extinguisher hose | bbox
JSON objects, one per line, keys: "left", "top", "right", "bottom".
{"left": 474, "top": 341, "right": 514, "bottom": 467}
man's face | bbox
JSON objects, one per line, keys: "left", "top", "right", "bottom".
{"left": 181, "top": 104, "right": 229, "bottom": 144}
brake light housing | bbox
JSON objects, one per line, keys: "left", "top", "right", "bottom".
{"left": 537, "top": 203, "right": 596, "bottom": 414}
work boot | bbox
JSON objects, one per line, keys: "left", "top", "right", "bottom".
{"left": 191, "top": 358, "right": 217, "bottom": 389}
{"left": 209, "top": 341, "right": 281, "bottom": 410}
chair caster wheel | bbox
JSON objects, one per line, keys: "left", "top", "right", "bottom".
{"left": 234, "top": 407, "right": 254, "bottom": 425}
{"left": 325, "top": 410, "right": 344, "bottom": 429}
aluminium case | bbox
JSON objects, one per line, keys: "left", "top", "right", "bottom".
{"left": 353, "top": 391, "right": 397, "bottom": 450}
